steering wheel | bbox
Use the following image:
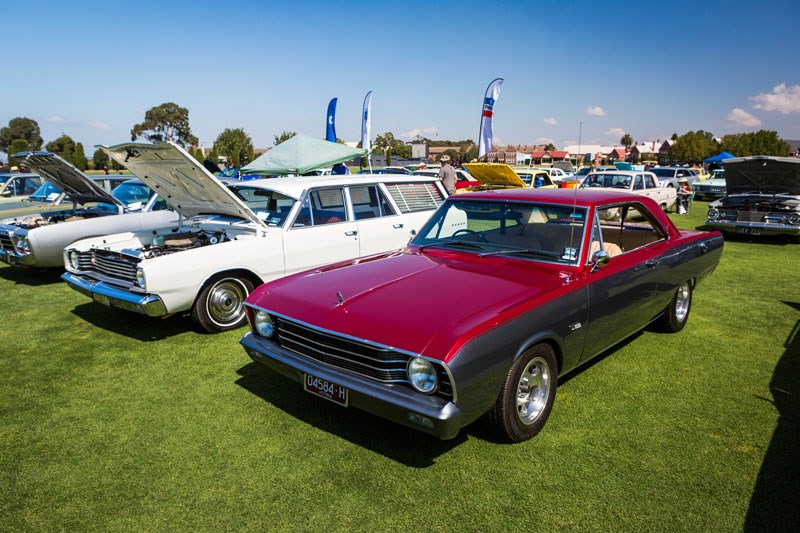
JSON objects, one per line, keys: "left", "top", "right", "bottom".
{"left": 452, "top": 229, "right": 489, "bottom": 242}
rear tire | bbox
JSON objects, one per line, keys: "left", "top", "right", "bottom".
{"left": 488, "top": 344, "right": 558, "bottom": 443}
{"left": 192, "top": 275, "right": 254, "bottom": 333}
{"left": 658, "top": 281, "right": 692, "bottom": 333}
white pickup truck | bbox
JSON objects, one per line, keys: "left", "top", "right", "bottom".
{"left": 580, "top": 170, "right": 677, "bottom": 211}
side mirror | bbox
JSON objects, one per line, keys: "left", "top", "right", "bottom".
{"left": 591, "top": 250, "right": 610, "bottom": 272}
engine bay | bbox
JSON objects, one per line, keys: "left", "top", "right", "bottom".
{"left": 11, "top": 210, "right": 105, "bottom": 229}
{"left": 138, "top": 229, "right": 230, "bottom": 259}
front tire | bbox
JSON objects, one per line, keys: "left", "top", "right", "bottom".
{"left": 658, "top": 281, "right": 692, "bottom": 333}
{"left": 488, "top": 344, "right": 558, "bottom": 443}
{"left": 192, "top": 276, "right": 254, "bottom": 333}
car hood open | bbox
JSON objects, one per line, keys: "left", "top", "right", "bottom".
{"left": 248, "top": 250, "right": 568, "bottom": 361}
{"left": 14, "top": 151, "right": 123, "bottom": 207}
{"left": 723, "top": 156, "right": 800, "bottom": 196}
{"left": 100, "top": 142, "right": 268, "bottom": 227}
{"left": 462, "top": 163, "right": 527, "bottom": 188}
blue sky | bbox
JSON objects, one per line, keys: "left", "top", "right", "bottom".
{"left": 3, "top": 0, "right": 799, "bottom": 154}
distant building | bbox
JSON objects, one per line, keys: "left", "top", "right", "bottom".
{"left": 659, "top": 140, "right": 676, "bottom": 165}
{"left": 629, "top": 141, "right": 660, "bottom": 163}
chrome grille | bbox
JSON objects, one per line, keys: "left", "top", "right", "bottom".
{"left": 0, "top": 232, "right": 12, "bottom": 252}
{"left": 74, "top": 250, "right": 139, "bottom": 283}
{"left": 274, "top": 315, "right": 453, "bottom": 398}
{"left": 737, "top": 210, "right": 767, "bottom": 223}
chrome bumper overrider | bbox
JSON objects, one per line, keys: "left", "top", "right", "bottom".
{"left": 705, "top": 220, "right": 800, "bottom": 235}
{"left": 61, "top": 272, "right": 168, "bottom": 316}
{"left": 240, "top": 332, "right": 463, "bottom": 440}
{"left": 0, "top": 248, "right": 36, "bottom": 266}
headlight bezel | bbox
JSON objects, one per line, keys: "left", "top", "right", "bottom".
{"left": 68, "top": 250, "right": 80, "bottom": 269}
{"left": 407, "top": 356, "right": 439, "bottom": 394}
{"left": 707, "top": 208, "right": 720, "bottom": 220}
{"left": 14, "top": 237, "right": 31, "bottom": 254}
{"left": 789, "top": 213, "right": 800, "bottom": 226}
{"left": 254, "top": 310, "right": 275, "bottom": 338}
{"left": 135, "top": 268, "right": 146, "bottom": 290}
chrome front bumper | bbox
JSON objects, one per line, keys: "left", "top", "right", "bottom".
{"left": 705, "top": 220, "right": 800, "bottom": 236}
{"left": 61, "top": 272, "right": 168, "bottom": 316}
{"left": 240, "top": 332, "right": 464, "bottom": 440}
{"left": 0, "top": 248, "right": 36, "bottom": 266}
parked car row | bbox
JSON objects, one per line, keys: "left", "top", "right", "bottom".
{"left": 0, "top": 142, "right": 730, "bottom": 443}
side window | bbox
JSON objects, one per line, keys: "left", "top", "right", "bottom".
{"left": 293, "top": 188, "right": 347, "bottom": 227}
{"left": 385, "top": 182, "right": 445, "bottom": 213}
{"left": 152, "top": 196, "right": 169, "bottom": 211}
{"left": 633, "top": 175, "right": 643, "bottom": 190}
{"left": 644, "top": 175, "right": 657, "bottom": 189}
{"left": 349, "top": 185, "right": 396, "bottom": 220}
{"left": 595, "top": 203, "right": 666, "bottom": 256}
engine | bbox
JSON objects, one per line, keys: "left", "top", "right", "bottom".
{"left": 139, "top": 230, "right": 228, "bottom": 259}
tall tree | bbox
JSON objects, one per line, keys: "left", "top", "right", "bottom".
{"left": 130, "top": 102, "right": 198, "bottom": 147}
{"left": 668, "top": 130, "right": 719, "bottom": 164}
{"left": 45, "top": 134, "right": 77, "bottom": 163}
{"left": 720, "top": 130, "right": 790, "bottom": 157}
{"left": 214, "top": 128, "right": 254, "bottom": 167}
{"left": 93, "top": 148, "right": 110, "bottom": 171}
{"left": 373, "top": 132, "right": 412, "bottom": 158}
{"left": 73, "top": 142, "right": 88, "bottom": 171}
{"left": 273, "top": 131, "right": 296, "bottom": 146}
{"left": 544, "top": 142, "right": 556, "bottom": 151}
{"left": 0, "top": 117, "right": 43, "bottom": 152}
{"left": 7, "top": 139, "right": 30, "bottom": 166}
{"left": 620, "top": 133, "right": 633, "bottom": 149}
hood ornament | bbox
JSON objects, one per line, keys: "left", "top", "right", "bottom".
{"left": 336, "top": 291, "right": 344, "bottom": 305}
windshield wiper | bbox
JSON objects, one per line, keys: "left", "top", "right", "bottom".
{"left": 478, "top": 248, "right": 561, "bottom": 258}
{"left": 417, "top": 240, "right": 485, "bottom": 251}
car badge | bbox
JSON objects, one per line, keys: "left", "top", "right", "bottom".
{"left": 336, "top": 291, "right": 344, "bottom": 305}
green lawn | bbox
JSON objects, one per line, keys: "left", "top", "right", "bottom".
{"left": 1, "top": 200, "right": 798, "bottom": 531}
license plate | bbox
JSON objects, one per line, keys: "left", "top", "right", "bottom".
{"left": 93, "top": 293, "right": 110, "bottom": 306}
{"left": 304, "top": 373, "right": 349, "bottom": 407}
{"left": 737, "top": 227, "right": 761, "bottom": 235}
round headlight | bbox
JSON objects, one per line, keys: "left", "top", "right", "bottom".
{"left": 15, "top": 237, "right": 30, "bottom": 254}
{"left": 707, "top": 208, "right": 719, "bottom": 220}
{"left": 135, "top": 268, "right": 146, "bottom": 289}
{"left": 407, "top": 357, "right": 438, "bottom": 394}
{"left": 254, "top": 310, "right": 275, "bottom": 338}
{"left": 69, "top": 250, "right": 80, "bottom": 269}
{"left": 789, "top": 213, "right": 800, "bottom": 225}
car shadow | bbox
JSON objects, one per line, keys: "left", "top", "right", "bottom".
{"left": 234, "top": 362, "right": 467, "bottom": 467}
{"left": 0, "top": 266, "right": 64, "bottom": 286}
{"left": 69, "top": 302, "right": 196, "bottom": 341}
{"left": 744, "top": 301, "right": 800, "bottom": 531}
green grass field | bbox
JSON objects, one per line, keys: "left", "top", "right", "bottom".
{"left": 1, "top": 200, "right": 798, "bottom": 531}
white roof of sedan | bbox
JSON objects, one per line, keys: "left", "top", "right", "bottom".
{"left": 233, "top": 173, "right": 440, "bottom": 199}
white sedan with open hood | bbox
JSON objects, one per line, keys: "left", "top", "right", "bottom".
{"left": 0, "top": 152, "right": 176, "bottom": 268}
{"left": 62, "top": 142, "right": 447, "bottom": 332}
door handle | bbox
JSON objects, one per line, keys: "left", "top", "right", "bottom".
{"left": 646, "top": 259, "right": 659, "bottom": 268}
{"left": 345, "top": 231, "right": 358, "bottom": 236}
{"left": 393, "top": 224, "right": 404, "bottom": 229}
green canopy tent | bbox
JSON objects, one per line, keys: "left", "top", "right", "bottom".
{"left": 241, "top": 134, "right": 367, "bottom": 176}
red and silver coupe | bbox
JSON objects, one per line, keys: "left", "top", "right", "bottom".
{"left": 240, "top": 189, "right": 723, "bottom": 442}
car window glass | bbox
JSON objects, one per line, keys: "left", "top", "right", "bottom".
{"left": 645, "top": 175, "right": 657, "bottom": 188}
{"left": 350, "top": 185, "right": 396, "bottom": 219}
{"left": 230, "top": 186, "right": 297, "bottom": 227}
{"left": 633, "top": 175, "right": 643, "bottom": 190}
{"left": 293, "top": 188, "right": 347, "bottom": 227}
{"left": 596, "top": 203, "right": 665, "bottom": 255}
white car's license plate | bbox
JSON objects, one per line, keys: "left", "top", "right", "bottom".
{"left": 737, "top": 227, "right": 761, "bottom": 235}
{"left": 304, "top": 373, "right": 349, "bottom": 406}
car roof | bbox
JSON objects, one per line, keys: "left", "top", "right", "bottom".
{"left": 451, "top": 187, "right": 652, "bottom": 206}
{"left": 223, "top": 173, "right": 439, "bottom": 199}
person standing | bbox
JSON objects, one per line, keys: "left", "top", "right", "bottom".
{"left": 438, "top": 155, "right": 456, "bottom": 194}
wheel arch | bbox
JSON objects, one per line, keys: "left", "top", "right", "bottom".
{"left": 192, "top": 267, "right": 264, "bottom": 307}
{"left": 516, "top": 334, "right": 564, "bottom": 375}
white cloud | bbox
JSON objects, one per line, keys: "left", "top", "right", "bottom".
{"left": 606, "top": 127, "right": 625, "bottom": 137}
{"left": 586, "top": 106, "right": 606, "bottom": 117}
{"left": 44, "top": 115, "right": 67, "bottom": 124}
{"left": 543, "top": 117, "right": 558, "bottom": 126}
{"left": 750, "top": 83, "right": 800, "bottom": 114}
{"left": 89, "top": 121, "right": 112, "bottom": 130}
{"left": 728, "top": 108, "right": 762, "bottom": 127}
{"left": 399, "top": 127, "right": 439, "bottom": 140}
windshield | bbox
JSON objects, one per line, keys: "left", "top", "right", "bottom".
{"left": 27, "top": 181, "right": 62, "bottom": 202}
{"left": 651, "top": 168, "right": 674, "bottom": 178}
{"left": 412, "top": 199, "right": 588, "bottom": 265}
{"left": 96, "top": 182, "right": 154, "bottom": 211}
{"left": 229, "top": 185, "right": 297, "bottom": 227}
{"left": 581, "top": 173, "right": 632, "bottom": 189}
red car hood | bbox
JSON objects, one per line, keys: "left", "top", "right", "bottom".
{"left": 247, "top": 250, "right": 572, "bottom": 361}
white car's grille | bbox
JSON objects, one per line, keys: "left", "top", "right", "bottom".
{"left": 74, "top": 250, "right": 140, "bottom": 283}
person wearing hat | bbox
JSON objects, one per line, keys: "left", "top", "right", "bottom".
{"left": 10, "top": 166, "right": 19, "bottom": 173}
{"left": 417, "top": 161, "right": 427, "bottom": 170}
{"left": 677, "top": 177, "right": 693, "bottom": 214}
{"left": 438, "top": 155, "right": 456, "bottom": 194}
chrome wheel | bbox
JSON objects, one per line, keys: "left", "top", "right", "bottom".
{"left": 516, "top": 356, "right": 552, "bottom": 425}
{"left": 206, "top": 278, "right": 248, "bottom": 327}
{"left": 674, "top": 282, "right": 691, "bottom": 323}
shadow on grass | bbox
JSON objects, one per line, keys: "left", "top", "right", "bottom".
{"left": 0, "top": 266, "right": 65, "bottom": 286}
{"left": 745, "top": 302, "right": 800, "bottom": 531}
{"left": 235, "top": 362, "right": 467, "bottom": 468}
{"left": 69, "top": 302, "right": 196, "bottom": 341}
